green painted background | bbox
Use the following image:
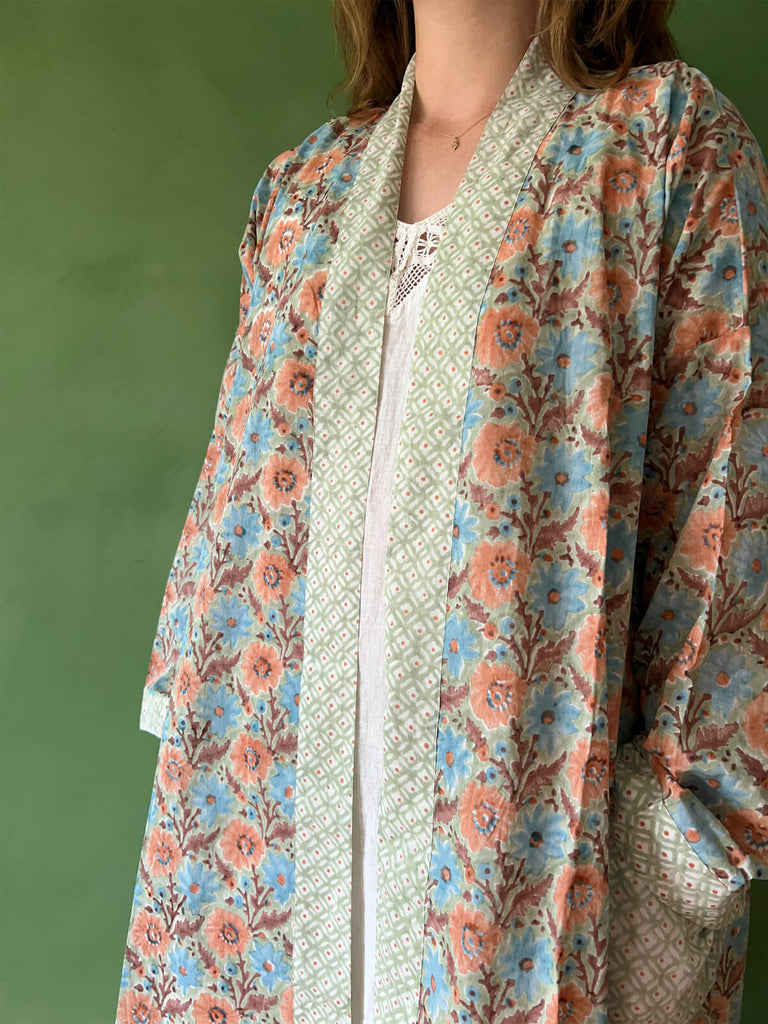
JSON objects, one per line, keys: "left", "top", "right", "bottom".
{"left": 2, "top": 2, "right": 766, "bottom": 1021}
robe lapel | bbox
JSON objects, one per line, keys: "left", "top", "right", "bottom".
{"left": 292, "top": 34, "right": 575, "bottom": 1024}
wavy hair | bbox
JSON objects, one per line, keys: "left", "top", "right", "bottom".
{"left": 330, "top": 0, "right": 681, "bottom": 116}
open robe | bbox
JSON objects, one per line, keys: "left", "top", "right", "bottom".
{"left": 116, "top": 34, "right": 768, "bottom": 1024}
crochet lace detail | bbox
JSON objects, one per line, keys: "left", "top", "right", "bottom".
{"left": 386, "top": 201, "right": 451, "bottom": 318}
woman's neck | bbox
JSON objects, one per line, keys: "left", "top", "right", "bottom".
{"left": 410, "top": 0, "right": 540, "bottom": 132}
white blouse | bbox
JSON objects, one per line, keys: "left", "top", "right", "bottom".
{"left": 350, "top": 200, "right": 452, "bottom": 1024}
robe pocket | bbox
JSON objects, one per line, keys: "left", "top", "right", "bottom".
{"left": 606, "top": 734, "right": 747, "bottom": 1024}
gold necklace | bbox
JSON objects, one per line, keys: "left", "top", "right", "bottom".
{"left": 417, "top": 107, "right": 495, "bottom": 150}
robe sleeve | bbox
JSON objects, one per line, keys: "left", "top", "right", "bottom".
{"left": 138, "top": 157, "right": 289, "bottom": 738}
{"left": 609, "top": 80, "right": 768, "bottom": 927}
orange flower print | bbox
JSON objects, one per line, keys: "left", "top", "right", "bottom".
{"left": 744, "top": 691, "right": 768, "bottom": 755}
{"left": 265, "top": 217, "right": 302, "bottom": 267}
{"left": 172, "top": 658, "right": 204, "bottom": 706}
{"left": 586, "top": 264, "right": 639, "bottom": 322}
{"left": 298, "top": 270, "right": 327, "bottom": 321}
{"left": 557, "top": 980, "right": 593, "bottom": 1024}
{"left": 469, "top": 539, "right": 531, "bottom": 608}
{"left": 566, "top": 736, "right": 610, "bottom": 801}
{"left": 130, "top": 908, "right": 170, "bottom": 958}
{"left": 574, "top": 613, "right": 607, "bottom": 678}
{"left": 193, "top": 577, "right": 217, "bottom": 619}
{"left": 246, "top": 307, "right": 275, "bottom": 362}
{"left": 262, "top": 453, "right": 309, "bottom": 509}
{"left": 723, "top": 807, "right": 768, "bottom": 865}
{"left": 469, "top": 660, "right": 525, "bottom": 728}
{"left": 599, "top": 155, "right": 655, "bottom": 214}
{"left": 708, "top": 176, "right": 742, "bottom": 236}
{"left": 192, "top": 992, "right": 240, "bottom": 1024}
{"left": 231, "top": 730, "right": 274, "bottom": 785}
{"left": 252, "top": 549, "right": 296, "bottom": 603}
{"left": 680, "top": 507, "right": 724, "bottom": 573}
{"left": 117, "top": 990, "right": 162, "bottom": 1024}
{"left": 295, "top": 148, "right": 345, "bottom": 185}
{"left": 601, "top": 75, "right": 659, "bottom": 117}
{"left": 554, "top": 863, "right": 606, "bottom": 928}
{"left": 458, "top": 781, "right": 513, "bottom": 852}
{"left": 584, "top": 372, "right": 612, "bottom": 432}
{"left": 146, "top": 825, "right": 181, "bottom": 877}
{"left": 473, "top": 421, "right": 537, "bottom": 488}
{"left": 476, "top": 304, "right": 539, "bottom": 368}
{"left": 580, "top": 491, "right": 608, "bottom": 552}
{"left": 241, "top": 639, "right": 283, "bottom": 695}
{"left": 275, "top": 358, "right": 314, "bottom": 413}
{"left": 220, "top": 818, "right": 266, "bottom": 871}
{"left": 279, "top": 985, "right": 294, "bottom": 1024}
{"left": 448, "top": 904, "right": 501, "bottom": 974}
{"left": 497, "top": 207, "right": 545, "bottom": 260}
{"left": 157, "top": 742, "right": 193, "bottom": 794}
{"left": 206, "top": 907, "right": 252, "bottom": 959}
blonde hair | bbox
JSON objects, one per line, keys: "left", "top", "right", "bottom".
{"left": 330, "top": 0, "right": 681, "bottom": 116}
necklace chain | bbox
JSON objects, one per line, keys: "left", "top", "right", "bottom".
{"left": 417, "top": 107, "right": 495, "bottom": 150}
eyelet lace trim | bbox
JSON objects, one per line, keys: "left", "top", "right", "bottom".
{"left": 387, "top": 202, "right": 452, "bottom": 318}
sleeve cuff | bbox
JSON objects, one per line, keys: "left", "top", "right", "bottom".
{"left": 139, "top": 685, "right": 170, "bottom": 739}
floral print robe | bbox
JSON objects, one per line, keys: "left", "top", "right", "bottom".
{"left": 115, "top": 32, "right": 768, "bottom": 1024}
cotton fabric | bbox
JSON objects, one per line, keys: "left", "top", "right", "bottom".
{"left": 352, "top": 203, "right": 452, "bottom": 1024}
{"left": 116, "top": 33, "right": 768, "bottom": 1024}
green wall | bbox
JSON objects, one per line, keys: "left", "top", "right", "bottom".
{"left": 2, "top": 2, "right": 766, "bottom": 1021}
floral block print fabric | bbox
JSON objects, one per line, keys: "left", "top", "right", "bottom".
{"left": 117, "top": 33, "right": 768, "bottom": 1024}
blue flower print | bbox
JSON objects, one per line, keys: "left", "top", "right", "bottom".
{"left": 176, "top": 860, "right": 218, "bottom": 914}
{"left": 498, "top": 925, "right": 556, "bottom": 1001}
{"left": 421, "top": 944, "right": 451, "bottom": 1017}
{"left": 731, "top": 526, "right": 768, "bottom": 600}
{"left": 533, "top": 328, "right": 601, "bottom": 396}
{"left": 247, "top": 940, "right": 290, "bottom": 992}
{"left": 278, "top": 668, "right": 302, "bottom": 726}
{"left": 269, "top": 762, "right": 296, "bottom": 820}
{"left": 429, "top": 837, "right": 462, "bottom": 909}
{"left": 168, "top": 601, "right": 190, "bottom": 646}
{"left": 191, "top": 773, "right": 235, "bottom": 828}
{"left": 451, "top": 500, "right": 480, "bottom": 563}
{"left": 292, "top": 228, "right": 330, "bottom": 278}
{"left": 695, "top": 646, "right": 755, "bottom": 717}
{"left": 461, "top": 388, "right": 486, "bottom": 453}
{"left": 262, "top": 851, "right": 294, "bottom": 904}
{"left": 510, "top": 803, "right": 569, "bottom": 876}
{"left": 221, "top": 505, "right": 263, "bottom": 560}
{"left": 436, "top": 725, "right": 472, "bottom": 793}
{"left": 701, "top": 242, "right": 745, "bottom": 309}
{"left": 442, "top": 613, "right": 480, "bottom": 678}
{"left": 210, "top": 594, "right": 254, "bottom": 648}
{"left": 242, "top": 408, "right": 274, "bottom": 464}
{"left": 198, "top": 683, "right": 241, "bottom": 737}
{"left": 167, "top": 944, "right": 203, "bottom": 994}
{"left": 328, "top": 154, "right": 361, "bottom": 197}
{"left": 261, "top": 316, "right": 293, "bottom": 374}
{"left": 541, "top": 212, "right": 603, "bottom": 284}
{"left": 660, "top": 374, "right": 723, "bottom": 434}
{"left": 547, "top": 124, "right": 608, "bottom": 174}
{"left": 539, "top": 445, "right": 593, "bottom": 513}
{"left": 604, "top": 513, "right": 635, "bottom": 591}
{"left": 522, "top": 681, "right": 580, "bottom": 755}
{"left": 529, "top": 559, "right": 589, "bottom": 632}
{"left": 643, "top": 580, "right": 703, "bottom": 655}
{"left": 743, "top": 418, "right": 768, "bottom": 483}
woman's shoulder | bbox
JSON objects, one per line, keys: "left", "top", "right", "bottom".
{"left": 255, "top": 106, "right": 388, "bottom": 202}
{"left": 571, "top": 54, "right": 761, "bottom": 154}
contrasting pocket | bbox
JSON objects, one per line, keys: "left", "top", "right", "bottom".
{"left": 606, "top": 734, "right": 748, "bottom": 1024}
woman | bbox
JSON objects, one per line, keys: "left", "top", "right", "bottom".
{"left": 115, "top": 1, "right": 768, "bottom": 1023}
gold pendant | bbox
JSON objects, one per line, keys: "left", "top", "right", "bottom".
{"left": 451, "top": 136, "right": 459, "bottom": 150}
